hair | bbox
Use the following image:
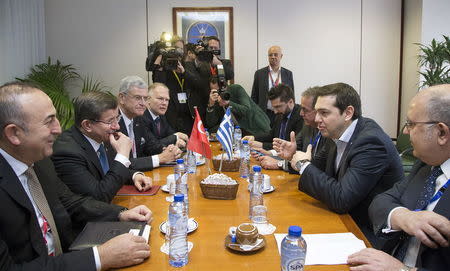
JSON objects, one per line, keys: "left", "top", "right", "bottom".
{"left": 74, "top": 91, "right": 117, "bottom": 127}
{"left": 118, "top": 76, "right": 148, "bottom": 94}
{"left": 314, "top": 82, "right": 361, "bottom": 120}
{"left": 302, "top": 86, "right": 321, "bottom": 99}
{"left": 425, "top": 87, "right": 450, "bottom": 125}
{"left": 0, "top": 81, "right": 41, "bottom": 138}
{"left": 148, "top": 82, "right": 168, "bottom": 97}
{"left": 207, "top": 36, "right": 220, "bottom": 46}
{"left": 268, "top": 84, "right": 295, "bottom": 103}
{"left": 185, "top": 43, "right": 197, "bottom": 53}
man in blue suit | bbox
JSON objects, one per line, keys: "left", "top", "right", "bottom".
{"left": 347, "top": 84, "right": 450, "bottom": 271}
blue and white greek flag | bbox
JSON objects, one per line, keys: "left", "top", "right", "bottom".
{"left": 217, "top": 107, "right": 234, "bottom": 160}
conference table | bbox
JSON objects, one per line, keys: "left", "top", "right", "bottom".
{"left": 113, "top": 143, "right": 370, "bottom": 270}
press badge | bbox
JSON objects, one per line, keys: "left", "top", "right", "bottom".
{"left": 177, "top": 92, "right": 187, "bottom": 103}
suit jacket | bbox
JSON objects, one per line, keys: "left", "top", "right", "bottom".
{"left": 299, "top": 117, "right": 404, "bottom": 242}
{"left": 153, "top": 68, "right": 194, "bottom": 135}
{"left": 142, "top": 109, "right": 177, "bottom": 147}
{"left": 251, "top": 66, "right": 294, "bottom": 112}
{"left": 369, "top": 161, "right": 450, "bottom": 270}
{"left": 255, "top": 104, "right": 303, "bottom": 150}
{"left": 52, "top": 126, "right": 132, "bottom": 203}
{"left": 118, "top": 115, "right": 164, "bottom": 171}
{"left": 205, "top": 84, "right": 271, "bottom": 137}
{"left": 0, "top": 155, "right": 123, "bottom": 271}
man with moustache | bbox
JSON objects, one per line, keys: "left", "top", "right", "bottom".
{"left": 0, "top": 82, "right": 152, "bottom": 270}
{"left": 290, "top": 82, "right": 404, "bottom": 246}
{"left": 52, "top": 91, "right": 153, "bottom": 203}
{"left": 347, "top": 85, "right": 450, "bottom": 271}
{"left": 251, "top": 45, "right": 294, "bottom": 125}
{"left": 116, "top": 76, "right": 181, "bottom": 170}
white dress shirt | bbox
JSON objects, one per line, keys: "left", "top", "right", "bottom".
{"left": 266, "top": 66, "right": 282, "bottom": 110}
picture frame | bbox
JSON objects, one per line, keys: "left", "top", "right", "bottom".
{"left": 173, "top": 7, "right": 234, "bottom": 61}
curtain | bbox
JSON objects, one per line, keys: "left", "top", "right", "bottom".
{"left": 0, "top": 0, "right": 45, "bottom": 85}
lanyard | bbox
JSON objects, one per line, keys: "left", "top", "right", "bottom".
{"left": 268, "top": 70, "right": 280, "bottom": 88}
{"left": 172, "top": 71, "right": 184, "bottom": 91}
{"left": 415, "top": 178, "right": 450, "bottom": 211}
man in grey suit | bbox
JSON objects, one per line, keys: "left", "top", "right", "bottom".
{"left": 347, "top": 84, "right": 450, "bottom": 271}
{"left": 251, "top": 45, "right": 294, "bottom": 125}
{"left": 0, "top": 82, "right": 152, "bottom": 270}
{"left": 290, "top": 82, "right": 404, "bottom": 246}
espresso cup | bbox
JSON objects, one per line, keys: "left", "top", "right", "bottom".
{"left": 236, "top": 223, "right": 259, "bottom": 245}
{"left": 263, "top": 174, "right": 271, "bottom": 191}
{"left": 166, "top": 174, "right": 175, "bottom": 194}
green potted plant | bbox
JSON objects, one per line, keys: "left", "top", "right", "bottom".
{"left": 416, "top": 35, "right": 450, "bottom": 87}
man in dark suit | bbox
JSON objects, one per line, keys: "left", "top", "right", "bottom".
{"left": 0, "top": 82, "right": 152, "bottom": 270}
{"left": 142, "top": 83, "right": 188, "bottom": 148}
{"left": 52, "top": 91, "right": 153, "bottom": 203}
{"left": 117, "top": 76, "right": 181, "bottom": 170}
{"left": 290, "top": 83, "right": 404, "bottom": 246}
{"left": 263, "top": 86, "right": 331, "bottom": 172}
{"left": 251, "top": 46, "right": 294, "bottom": 126}
{"left": 347, "top": 84, "right": 450, "bottom": 271}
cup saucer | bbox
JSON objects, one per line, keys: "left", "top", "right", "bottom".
{"left": 161, "top": 185, "right": 169, "bottom": 193}
{"left": 263, "top": 185, "right": 275, "bottom": 193}
{"left": 224, "top": 234, "right": 265, "bottom": 252}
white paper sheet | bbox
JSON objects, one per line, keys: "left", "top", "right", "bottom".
{"left": 275, "top": 232, "right": 366, "bottom": 265}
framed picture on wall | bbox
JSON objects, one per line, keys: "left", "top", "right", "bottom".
{"left": 173, "top": 7, "right": 233, "bottom": 61}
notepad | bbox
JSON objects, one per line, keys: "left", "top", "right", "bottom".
{"left": 116, "top": 185, "right": 160, "bottom": 196}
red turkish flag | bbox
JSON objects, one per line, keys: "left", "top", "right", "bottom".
{"left": 187, "top": 107, "right": 212, "bottom": 159}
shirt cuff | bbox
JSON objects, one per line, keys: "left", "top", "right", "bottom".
{"left": 132, "top": 171, "right": 144, "bottom": 180}
{"left": 299, "top": 161, "right": 311, "bottom": 174}
{"left": 381, "top": 206, "right": 407, "bottom": 233}
{"left": 270, "top": 150, "right": 277, "bottom": 156}
{"left": 114, "top": 153, "right": 131, "bottom": 168}
{"left": 152, "top": 155, "right": 160, "bottom": 167}
{"left": 93, "top": 246, "right": 102, "bottom": 271}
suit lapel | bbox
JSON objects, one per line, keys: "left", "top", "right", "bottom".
{"left": 71, "top": 127, "right": 105, "bottom": 176}
{"left": 326, "top": 143, "right": 337, "bottom": 177}
{"left": 336, "top": 118, "right": 364, "bottom": 176}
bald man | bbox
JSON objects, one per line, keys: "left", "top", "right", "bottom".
{"left": 251, "top": 45, "right": 294, "bottom": 126}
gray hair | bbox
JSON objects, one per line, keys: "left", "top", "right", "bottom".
{"left": 148, "top": 82, "right": 168, "bottom": 97}
{"left": 425, "top": 86, "right": 450, "bottom": 125}
{"left": 0, "top": 82, "right": 40, "bottom": 139}
{"left": 118, "top": 76, "right": 148, "bottom": 94}
{"left": 301, "top": 86, "right": 321, "bottom": 99}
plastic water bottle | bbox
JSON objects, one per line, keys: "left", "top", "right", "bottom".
{"left": 169, "top": 194, "right": 189, "bottom": 267}
{"left": 186, "top": 150, "right": 197, "bottom": 174}
{"left": 239, "top": 140, "right": 250, "bottom": 178}
{"left": 233, "top": 125, "right": 242, "bottom": 152}
{"left": 249, "top": 165, "right": 263, "bottom": 219}
{"left": 281, "top": 226, "right": 307, "bottom": 271}
{"left": 174, "top": 159, "right": 189, "bottom": 216}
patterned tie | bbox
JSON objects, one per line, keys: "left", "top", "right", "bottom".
{"left": 128, "top": 121, "right": 136, "bottom": 158}
{"left": 98, "top": 144, "right": 110, "bottom": 174}
{"left": 155, "top": 117, "right": 161, "bottom": 136}
{"left": 24, "top": 167, "right": 62, "bottom": 256}
{"left": 395, "top": 166, "right": 443, "bottom": 260}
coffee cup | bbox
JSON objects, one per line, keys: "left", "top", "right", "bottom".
{"left": 166, "top": 174, "right": 175, "bottom": 194}
{"left": 236, "top": 223, "right": 259, "bottom": 245}
{"left": 263, "top": 174, "right": 271, "bottom": 191}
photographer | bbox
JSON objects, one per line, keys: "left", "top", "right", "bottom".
{"left": 205, "top": 77, "right": 270, "bottom": 137}
{"left": 151, "top": 36, "right": 195, "bottom": 135}
{"left": 184, "top": 36, "right": 234, "bottom": 120}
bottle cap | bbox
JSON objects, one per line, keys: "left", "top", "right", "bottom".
{"left": 288, "top": 225, "right": 302, "bottom": 237}
{"left": 174, "top": 194, "right": 184, "bottom": 202}
{"left": 176, "top": 158, "right": 184, "bottom": 164}
{"left": 242, "top": 140, "right": 248, "bottom": 144}
{"left": 235, "top": 125, "right": 240, "bottom": 129}
{"left": 253, "top": 165, "right": 261, "bottom": 172}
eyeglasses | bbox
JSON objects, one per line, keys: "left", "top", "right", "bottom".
{"left": 91, "top": 115, "right": 122, "bottom": 126}
{"left": 126, "top": 93, "right": 149, "bottom": 103}
{"left": 403, "top": 120, "right": 439, "bottom": 131}
{"left": 300, "top": 107, "right": 315, "bottom": 115}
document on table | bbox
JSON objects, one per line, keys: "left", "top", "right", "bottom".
{"left": 274, "top": 232, "right": 366, "bottom": 265}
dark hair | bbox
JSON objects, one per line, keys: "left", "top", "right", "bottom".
{"left": 314, "top": 82, "right": 361, "bottom": 120}
{"left": 0, "top": 81, "right": 41, "bottom": 138}
{"left": 207, "top": 36, "right": 220, "bottom": 46}
{"left": 268, "top": 84, "right": 295, "bottom": 103}
{"left": 74, "top": 91, "right": 117, "bottom": 127}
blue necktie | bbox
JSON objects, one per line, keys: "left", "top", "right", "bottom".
{"left": 155, "top": 117, "right": 161, "bottom": 136}
{"left": 98, "top": 144, "right": 109, "bottom": 174}
{"left": 395, "top": 166, "right": 442, "bottom": 260}
{"left": 279, "top": 118, "right": 288, "bottom": 140}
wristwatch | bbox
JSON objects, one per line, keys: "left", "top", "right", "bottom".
{"left": 399, "top": 265, "right": 414, "bottom": 271}
{"left": 295, "top": 159, "right": 310, "bottom": 171}
{"left": 277, "top": 160, "right": 284, "bottom": 169}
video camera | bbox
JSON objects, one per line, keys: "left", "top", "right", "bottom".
{"left": 195, "top": 36, "right": 221, "bottom": 63}
{"left": 145, "top": 38, "right": 183, "bottom": 72}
